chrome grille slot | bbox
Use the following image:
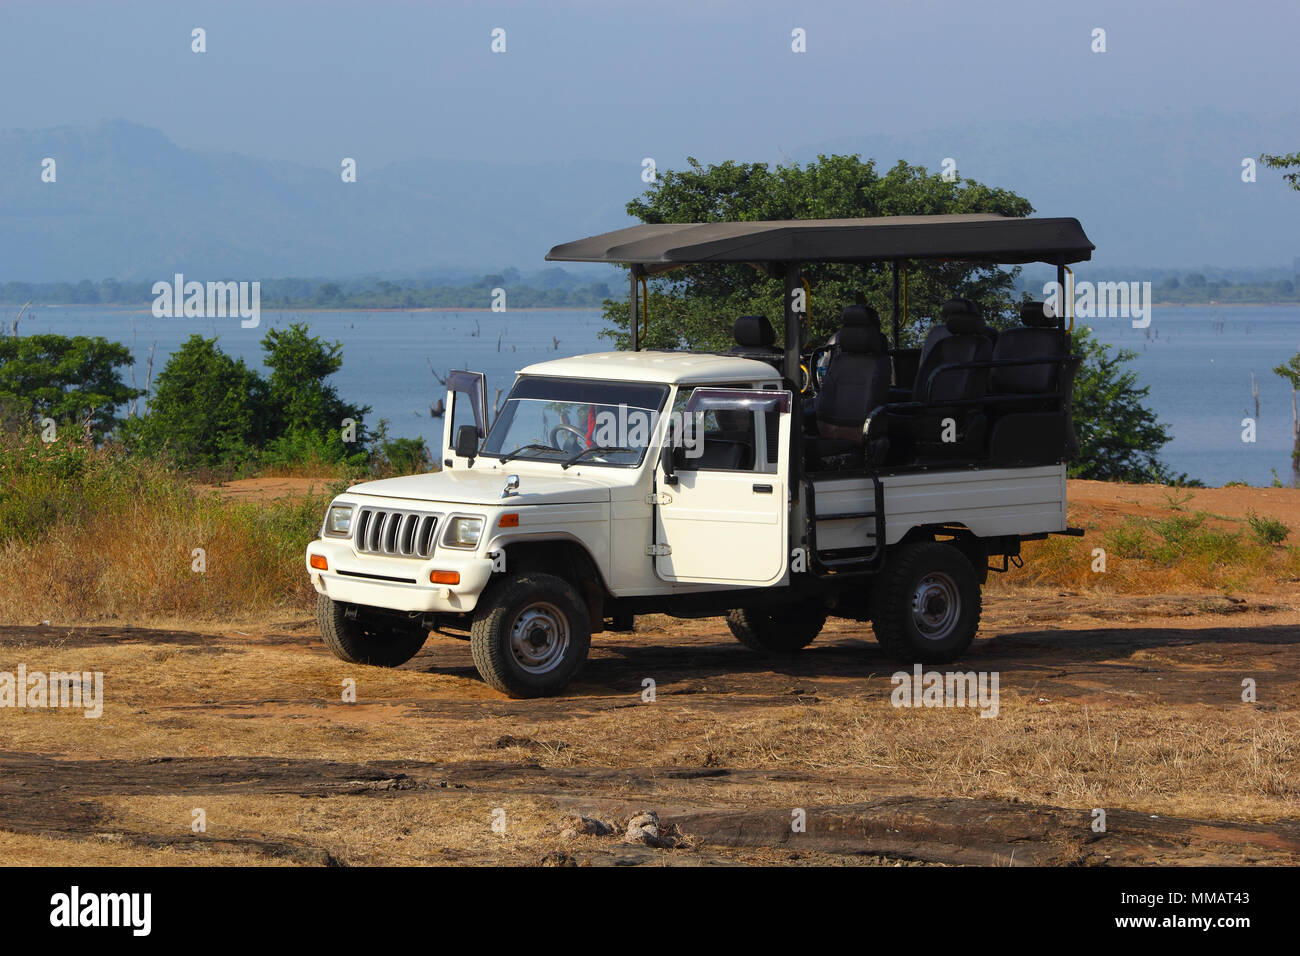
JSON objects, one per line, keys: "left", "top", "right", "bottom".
{"left": 416, "top": 515, "right": 437, "bottom": 555}
{"left": 354, "top": 507, "right": 440, "bottom": 558}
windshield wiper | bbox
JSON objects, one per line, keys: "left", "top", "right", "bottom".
{"left": 561, "top": 445, "right": 635, "bottom": 469}
{"left": 499, "top": 443, "right": 561, "bottom": 463}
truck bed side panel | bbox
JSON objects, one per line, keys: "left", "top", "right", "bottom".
{"left": 814, "top": 464, "right": 1067, "bottom": 550}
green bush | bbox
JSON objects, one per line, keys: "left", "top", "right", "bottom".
{"left": 1246, "top": 511, "right": 1290, "bottom": 546}
{"left": 127, "top": 324, "right": 371, "bottom": 471}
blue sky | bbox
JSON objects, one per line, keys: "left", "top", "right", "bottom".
{"left": 2, "top": 1, "right": 1297, "bottom": 274}
{"left": 3, "top": 0, "right": 1296, "bottom": 169}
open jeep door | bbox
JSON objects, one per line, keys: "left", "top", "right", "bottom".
{"left": 442, "top": 370, "right": 489, "bottom": 463}
{"left": 652, "top": 388, "right": 791, "bottom": 587}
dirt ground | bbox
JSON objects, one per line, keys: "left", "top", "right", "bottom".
{"left": 1068, "top": 479, "right": 1300, "bottom": 530}
{"left": 2, "top": 480, "right": 1298, "bottom": 867}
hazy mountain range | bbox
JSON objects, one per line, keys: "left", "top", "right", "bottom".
{"left": 1, "top": 113, "right": 1296, "bottom": 284}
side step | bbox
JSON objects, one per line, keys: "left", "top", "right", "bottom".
{"left": 806, "top": 474, "right": 887, "bottom": 576}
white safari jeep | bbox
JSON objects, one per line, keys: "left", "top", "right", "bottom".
{"left": 307, "top": 215, "right": 1092, "bottom": 697}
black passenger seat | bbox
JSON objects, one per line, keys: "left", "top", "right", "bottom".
{"left": 986, "top": 302, "right": 1078, "bottom": 464}
{"left": 806, "top": 305, "right": 891, "bottom": 469}
{"left": 906, "top": 299, "right": 994, "bottom": 462}
{"left": 730, "top": 315, "right": 783, "bottom": 366}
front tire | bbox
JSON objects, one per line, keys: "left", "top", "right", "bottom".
{"left": 870, "top": 542, "right": 982, "bottom": 663}
{"left": 727, "top": 601, "right": 827, "bottom": 654}
{"left": 470, "top": 573, "right": 591, "bottom": 698}
{"left": 317, "top": 594, "right": 429, "bottom": 667}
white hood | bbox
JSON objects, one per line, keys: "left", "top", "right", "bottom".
{"left": 348, "top": 468, "right": 611, "bottom": 506}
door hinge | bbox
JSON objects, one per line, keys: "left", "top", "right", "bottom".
{"left": 645, "top": 492, "right": 672, "bottom": 506}
{"left": 645, "top": 543, "right": 672, "bottom": 556}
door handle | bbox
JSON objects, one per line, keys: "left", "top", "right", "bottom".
{"left": 752, "top": 483, "right": 773, "bottom": 494}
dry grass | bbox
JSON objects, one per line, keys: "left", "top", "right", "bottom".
{"left": 5, "top": 627, "right": 1296, "bottom": 826}
{"left": 1001, "top": 508, "right": 1300, "bottom": 595}
{"left": 0, "top": 432, "right": 327, "bottom": 625}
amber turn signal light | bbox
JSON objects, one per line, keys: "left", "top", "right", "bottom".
{"left": 309, "top": 554, "right": 328, "bottom": 571}
{"left": 498, "top": 513, "right": 519, "bottom": 528}
{"left": 430, "top": 570, "right": 460, "bottom": 585}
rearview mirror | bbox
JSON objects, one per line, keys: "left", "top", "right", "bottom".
{"left": 454, "top": 424, "right": 479, "bottom": 460}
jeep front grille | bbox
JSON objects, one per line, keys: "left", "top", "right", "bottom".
{"left": 354, "top": 508, "right": 440, "bottom": 558}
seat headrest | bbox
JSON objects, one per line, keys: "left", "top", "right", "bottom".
{"left": 941, "top": 298, "right": 983, "bottom": 335}
{"left": 1019, "top": 301, "right": 1058, "bottom": 328}
{"left": 836, "top": 324, "right": 887, "bottom": 354}
{"left": 733, "top": 315, "right": 776, "bottom": 348}
{"left": 839, "top": 304, "right": 880, "bottom": 328}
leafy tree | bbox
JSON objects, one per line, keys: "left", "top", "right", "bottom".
{"left": 600, "top": 155, "right": 1033, "bottom": 351}
{"left": 1274, "top": 352, "right": 1300, "bottom": 469}
{"left": 1069, "top": 327, "right": 1177, "bottom": 482}
{"left": 0, "top": 334, "right": 141, "bottom": 441}
{"left": 261, "top": 323, "right": 370, "bottom": 461}
{"left": 122, "top": 335, "right": 267, "bottom": 466}
{"left": 1260, "top": 151, "right": 1300, "bottom": 191}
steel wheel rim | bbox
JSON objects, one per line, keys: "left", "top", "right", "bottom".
{"left": 509, "top": 601, "right": 570, "bottom": 674}
{"left": 912, "top": 571, "right": 960, "bottom": 641}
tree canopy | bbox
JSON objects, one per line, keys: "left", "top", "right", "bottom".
{"left": 601, "top": 155, "right": 1033, "bottom": 351}
{"left": 1260, "top": 151, "right": 1300, "bottom": 191}
{"left": 0, "top": 334, "right": 141, "bottom": 441}
{"left": 124, "top": 324, "right": 370, "bottom": 469}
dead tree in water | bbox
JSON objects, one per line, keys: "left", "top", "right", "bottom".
{"left": 9, "top": 300, "right": 30, "bottom": 337}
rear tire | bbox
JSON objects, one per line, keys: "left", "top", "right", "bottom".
{"left": 470, "top": 573, "right": 591, "bottom": 698}
{"left": 870, "top": 542, "right": 981, "bottom": 663}
{"left": 317, "top": 593, "right": 429, "bottom": 667}
{"left": 727, "top": 601, "right": 827, "bottom": 654}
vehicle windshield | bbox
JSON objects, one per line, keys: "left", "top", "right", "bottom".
{"left": 481, "top": 377, "right": 669, "bottom": 467}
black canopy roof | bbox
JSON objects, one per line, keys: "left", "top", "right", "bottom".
{"left": 546, "top": 214, "right": 1094, "bottom": 272}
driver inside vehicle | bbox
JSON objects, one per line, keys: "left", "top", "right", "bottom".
{"left": 479, "top": 376, "right": 669, "bottom": 467}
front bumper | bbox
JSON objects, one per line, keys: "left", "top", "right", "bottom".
{"left": 305, "top": 537, "right": 496, "bottom": 614}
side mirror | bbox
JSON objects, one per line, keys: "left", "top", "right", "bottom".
{"left": 659, "top": 442, "right": 678, "bottom": 486}
{"left": 454, "top": 424, "right": 479, "bottom": 460}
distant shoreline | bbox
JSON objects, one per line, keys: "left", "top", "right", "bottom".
{"left": 7, "top": 301, "right": 1299, "bottom": 312}
{"left": 1149, "top": 301, "right": 1299, "bottom": 308}
{"left": 4, "top": 304, "right": 599, "bottom": 313}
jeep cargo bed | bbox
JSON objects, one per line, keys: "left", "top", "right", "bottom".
{"left": 812, "top": 463, "right": 1067, "bottom": 551}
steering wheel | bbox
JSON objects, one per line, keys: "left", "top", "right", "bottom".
{"left": 549, "top": 423, "right": 588, "bottom": 454}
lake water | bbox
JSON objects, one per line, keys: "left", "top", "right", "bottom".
{"left": 11, "top": 304, "right": 1300, "bottom": 487}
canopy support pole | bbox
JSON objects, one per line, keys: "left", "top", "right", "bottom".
{"left": 1056, "top": 257, "right": 1067, "bottom": 339}
{"left": 783, "top": 263, "right": 804, "bottom": 508}
{"left": 890, "top": 260, "right": 901, "bottom": 351}
{"left": 629, "top": 265, "right": 642, "bottom": 351}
